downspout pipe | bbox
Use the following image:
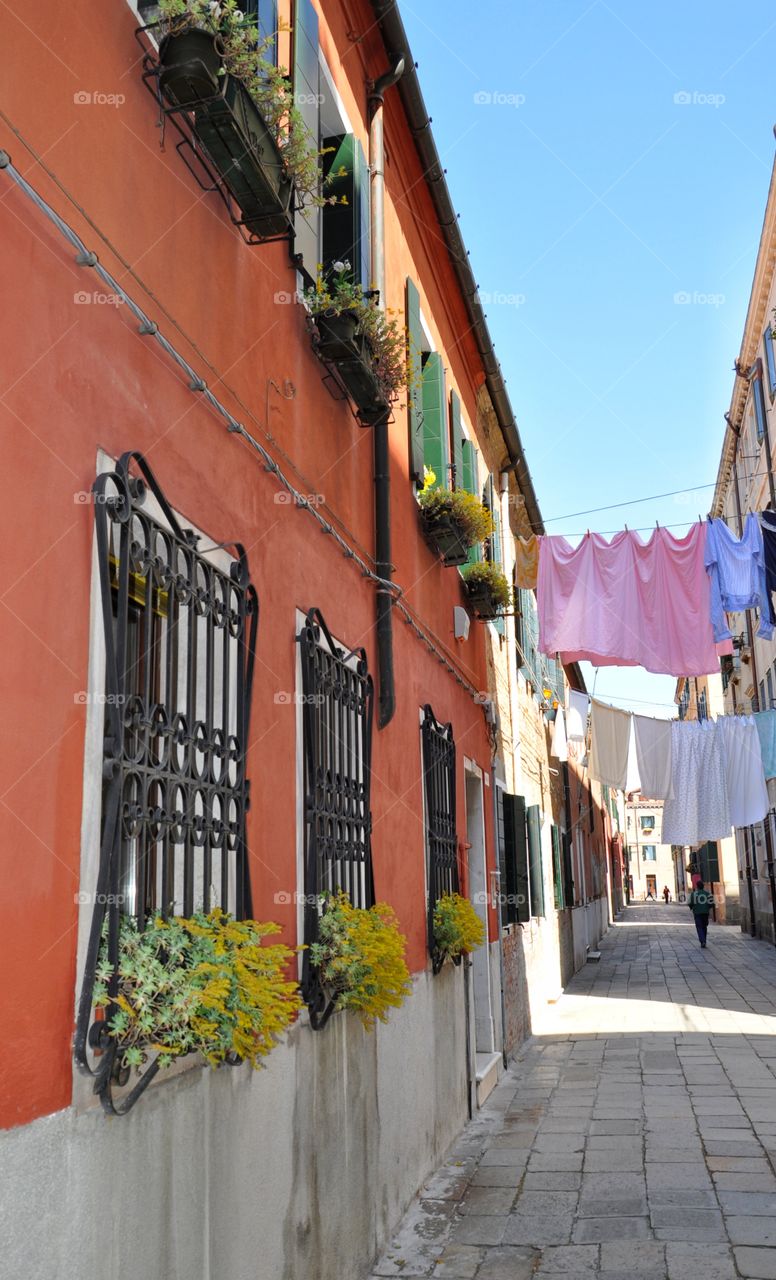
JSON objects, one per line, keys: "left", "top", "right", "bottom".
{"left": 368, "top": 57, "right": 404, "bottom": 730}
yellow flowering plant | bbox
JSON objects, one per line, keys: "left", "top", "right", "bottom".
{"left": 309, "top": 892, "right": 412, "bottom": 1026}
{"left": 94, "top": 908, "right": 301, "bottom": 1072}
{"left": 418, "top": 487, "right": 495, "bottom": 548}
{"left": 461, "top": 560, "right": 513, "bottom": 609}
{"left": 432, "top": 893, "right": 485, "bottom": 967}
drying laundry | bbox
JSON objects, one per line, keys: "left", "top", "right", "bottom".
{"left": 537, "top": 525, "right": 731, "bottom": 676}
{"left": 566, "top": 689, "right": 589, "bottom": 742}
{"left": 754, "top": 709, "right": 776, "bottom": 781}
{"left": 632, "top": 713, "right": 674, "bottom": 800}
{"left": 661, "top": 719, "right": 731, "bottom": 845}
{"left": 717, "top": 714, "right": 769, "bottom": 827}
{"left": 589, "top": 700, "right": 632, "bottom": 789}
{"left": 705, "top": 515, "right": 773, "bottom": 641}
{"left": 761, "top": 511, "right": 776, "bottom": 604}
{"left": 514, "top": 534, "right": 539, "bottom": 589}
{"left": 550, "top": 706, "right": 568, "bottom": 762}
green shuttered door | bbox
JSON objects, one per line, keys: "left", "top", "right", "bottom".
{"left": 421, "top": 352, "right": 447, "bottom": 483}
{"left": 293, "top": 0, "right": 320, "bottom": 276}
{"left": 527, "top": 804, "right": 545, "bottom": 917}
{"left": 406, "top": 278, "right": 425, "bottom": 484}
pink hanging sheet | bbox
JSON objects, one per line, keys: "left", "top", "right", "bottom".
{"left": 537, "top": 525, "right": 732, "bottom": 676}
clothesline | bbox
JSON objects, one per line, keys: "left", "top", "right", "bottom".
{"left": 552, "top": 690, "right": 776, "bottom": 847}
{"left": 525, "top": 512, "right": 776, "bottom": 679}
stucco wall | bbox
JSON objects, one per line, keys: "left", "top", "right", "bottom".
{"left": 0, "top": 967, "right": 466, "bottom": 1280}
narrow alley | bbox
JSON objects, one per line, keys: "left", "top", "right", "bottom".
{"left": 369, "top": 907, "right": 776, "bottom": 1280}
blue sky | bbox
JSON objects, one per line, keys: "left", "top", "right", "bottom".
{"left": 400, "top": 0, "right": 776, "bottom": 716}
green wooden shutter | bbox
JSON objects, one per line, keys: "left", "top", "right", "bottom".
{"left": 321, "top": 134, "right": 370, "bottom": 290}
{"left": 292, "top": 0, "right": 321, "bottom": 277}
{"left": 496, "top": 788, "right": 509, "bottom": 928}
{"left": 488, "top": 476, "right": 505, "bottom": 634}
{"left": 461, "top": 440, "right": 480, "bottom": 565}
{"left": 406, "top": 279, "right": 425, "bottom": 484}
{"left": 551, "top": 824, "right": 563, "bottom": 909}
{"left": 503, "top": 793, "right": 529, "bottom": 923}
{"left": 450, "top": 389, "right": 463, "bottom": 490}
{"left": 562, "top": 829, "right": 574, "bottom": 906}
{"left": 527, "top": 804, "right": 545, "bottom": 917}
{"left": 421, "top": 353, "right": 447, "bottom": 483}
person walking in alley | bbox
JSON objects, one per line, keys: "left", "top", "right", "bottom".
{"left": 663, "top": 885, "right": 671, "bottom": 903}
{"left": 688, "top": 879, "right": 714, "bottom": 947}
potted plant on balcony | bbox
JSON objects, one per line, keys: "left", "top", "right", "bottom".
{"left": 305, "top": 262, "right": 408, "bottom": 425}
{"left": 92, "top": 908, "right": 301, "bottom": 1095}
{"left": 418, "top": 483, "right": 495, "bottom": 566}
{"left": 461, "top": 560, "right": 512, "bottom": 620}
{"left": 432, "top": 892, "right": 485, "bottom": 974}
{"left": 308, "top": 891, "right": 412, "bottom": 1026}
{"left": 155, "top": 0, "right": 335, "bottom": 237}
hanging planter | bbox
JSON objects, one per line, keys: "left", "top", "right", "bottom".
{"left": 157, "top": 27, "right": 222, "bottom": 105}
{"left": 151, "top": 3, "right": 332, "bottom": 240}
{"left": 307, "top": 892, "right": 412, "bottom": 1028}
{"left": 90, "top": 909, "right": 301, "bottom": 1113}
{"left": 461, "top": 561, "right": 512, "bottom": 620}
{"left": 417, "top": 486, "right": 495, "bottom": 567}
{"left": 432, "top": 893, "right": 485, "bottom": 975}
{"left": 306, "top": 263, "right": 408, "bottom": 426}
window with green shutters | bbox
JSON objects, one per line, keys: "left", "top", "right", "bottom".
{"left": 485, "top": 476, "right": 504, "bottom": 633}
{"left": 406, "top": 278, "right": 425, "bottom": 484}
{"left": 321, "top": 134, "right": 370, "bottom": 289}
{"left": 527, "top": 804, "right": 544, "bottom": 917}
{"left": 460, "top": 439, "right": 481, "bottom": 566}
{"left": 498, "top": 791, "right": 530, "bottom": 925}
{"left": 449, "top": 389, "right": 464, "bottom": 490}
{"left": 292, "top": 0, "right": 321, "bottom": 277}
{"left": 421, "top": 352, "right": 448, "bottom": 484}
{"left": 551, "top": 825, "right": 564, "bottom": 909}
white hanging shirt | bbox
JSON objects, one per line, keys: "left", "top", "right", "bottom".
{"left": 551, "top": 707, "right": 568, "bottom": 762}
{"left": 589, "top": 699, "right": 631, "bottom": 789}
{"left": 662, "top": 720, "right": 731, "bottom": 845}
{"left": 566, "top": 689, "right": 589, "bottom": 743}
{"left": 632, "top": 714, "right": 674, "bottom": 800}
{"left": 718, "top": 715, "right": 769, "bottom": 828}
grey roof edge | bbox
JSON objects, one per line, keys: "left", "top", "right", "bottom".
{"left": 369, "top": 0, "right": 545, "bottom": 535}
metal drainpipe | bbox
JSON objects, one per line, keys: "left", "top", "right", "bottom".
{"left": 730, "top": 425, "right": 760, "bottom": 935}
{"left": 368, "top": 57, "right": 404, "bottom": 730}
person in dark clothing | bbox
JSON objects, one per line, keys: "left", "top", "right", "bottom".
{"left": 688, "top": 880, "right": 714, "bottom": 947}
{"left": 663, "top": 886, "right": 671, "bottom": 904}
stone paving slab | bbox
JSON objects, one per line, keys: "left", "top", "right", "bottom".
{"left": 367, "top": 906, "right": 776, "bottom": 1279}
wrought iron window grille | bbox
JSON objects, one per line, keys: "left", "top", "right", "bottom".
{"left": 297, "top": 609, "right": 374, "bottom": 1029}
{"left": 421, "top": 705, "right": 459, "bottom": 973}
{"left": 74, "top": 452, "right": 258, "bottom": 1114}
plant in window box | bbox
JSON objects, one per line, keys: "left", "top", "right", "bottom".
{"left": 432, "top": 893, "right": 485, "bottom": 974}
{"left": 93, "top": 908, "right": 301, "bottom": 1084}
{"left": 417, "top": 483, "right": 495, "bottom": 567}
{"left": 461, "top": 560, "right": 512, "bottom": 620}
{"left": 304, "top": 262, "right": 408, "bottom": 425}
{"left": 308, "top": 891, "right": 412, "bottom": 1026}
{"left": 155, "top": 0, "right": 339, "bottom": 237}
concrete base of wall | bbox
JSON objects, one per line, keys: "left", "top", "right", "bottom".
{"left": 0, "top": 967, "right": 468, "bottom": 1280}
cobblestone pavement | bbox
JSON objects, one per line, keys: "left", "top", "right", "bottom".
{"left": 368, "top": 905, "right": 776, "bottom": 1280}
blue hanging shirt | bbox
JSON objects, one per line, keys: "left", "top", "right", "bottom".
{"left": 704, "top": 514, "right": 774, "bottom": 642}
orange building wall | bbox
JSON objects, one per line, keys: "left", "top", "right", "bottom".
{"left": 0, "top": 0, "right": 496, "bottom": 1128}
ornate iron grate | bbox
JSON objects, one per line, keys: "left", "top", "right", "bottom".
{"left": 74, "top": 451, "right": 258, "bottom": 1113}
{"left": 421, "top": 704, "right": 459, "bottom": 965}
{"left": 298, "top": 608, "right": 374, "bottom": 1027}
